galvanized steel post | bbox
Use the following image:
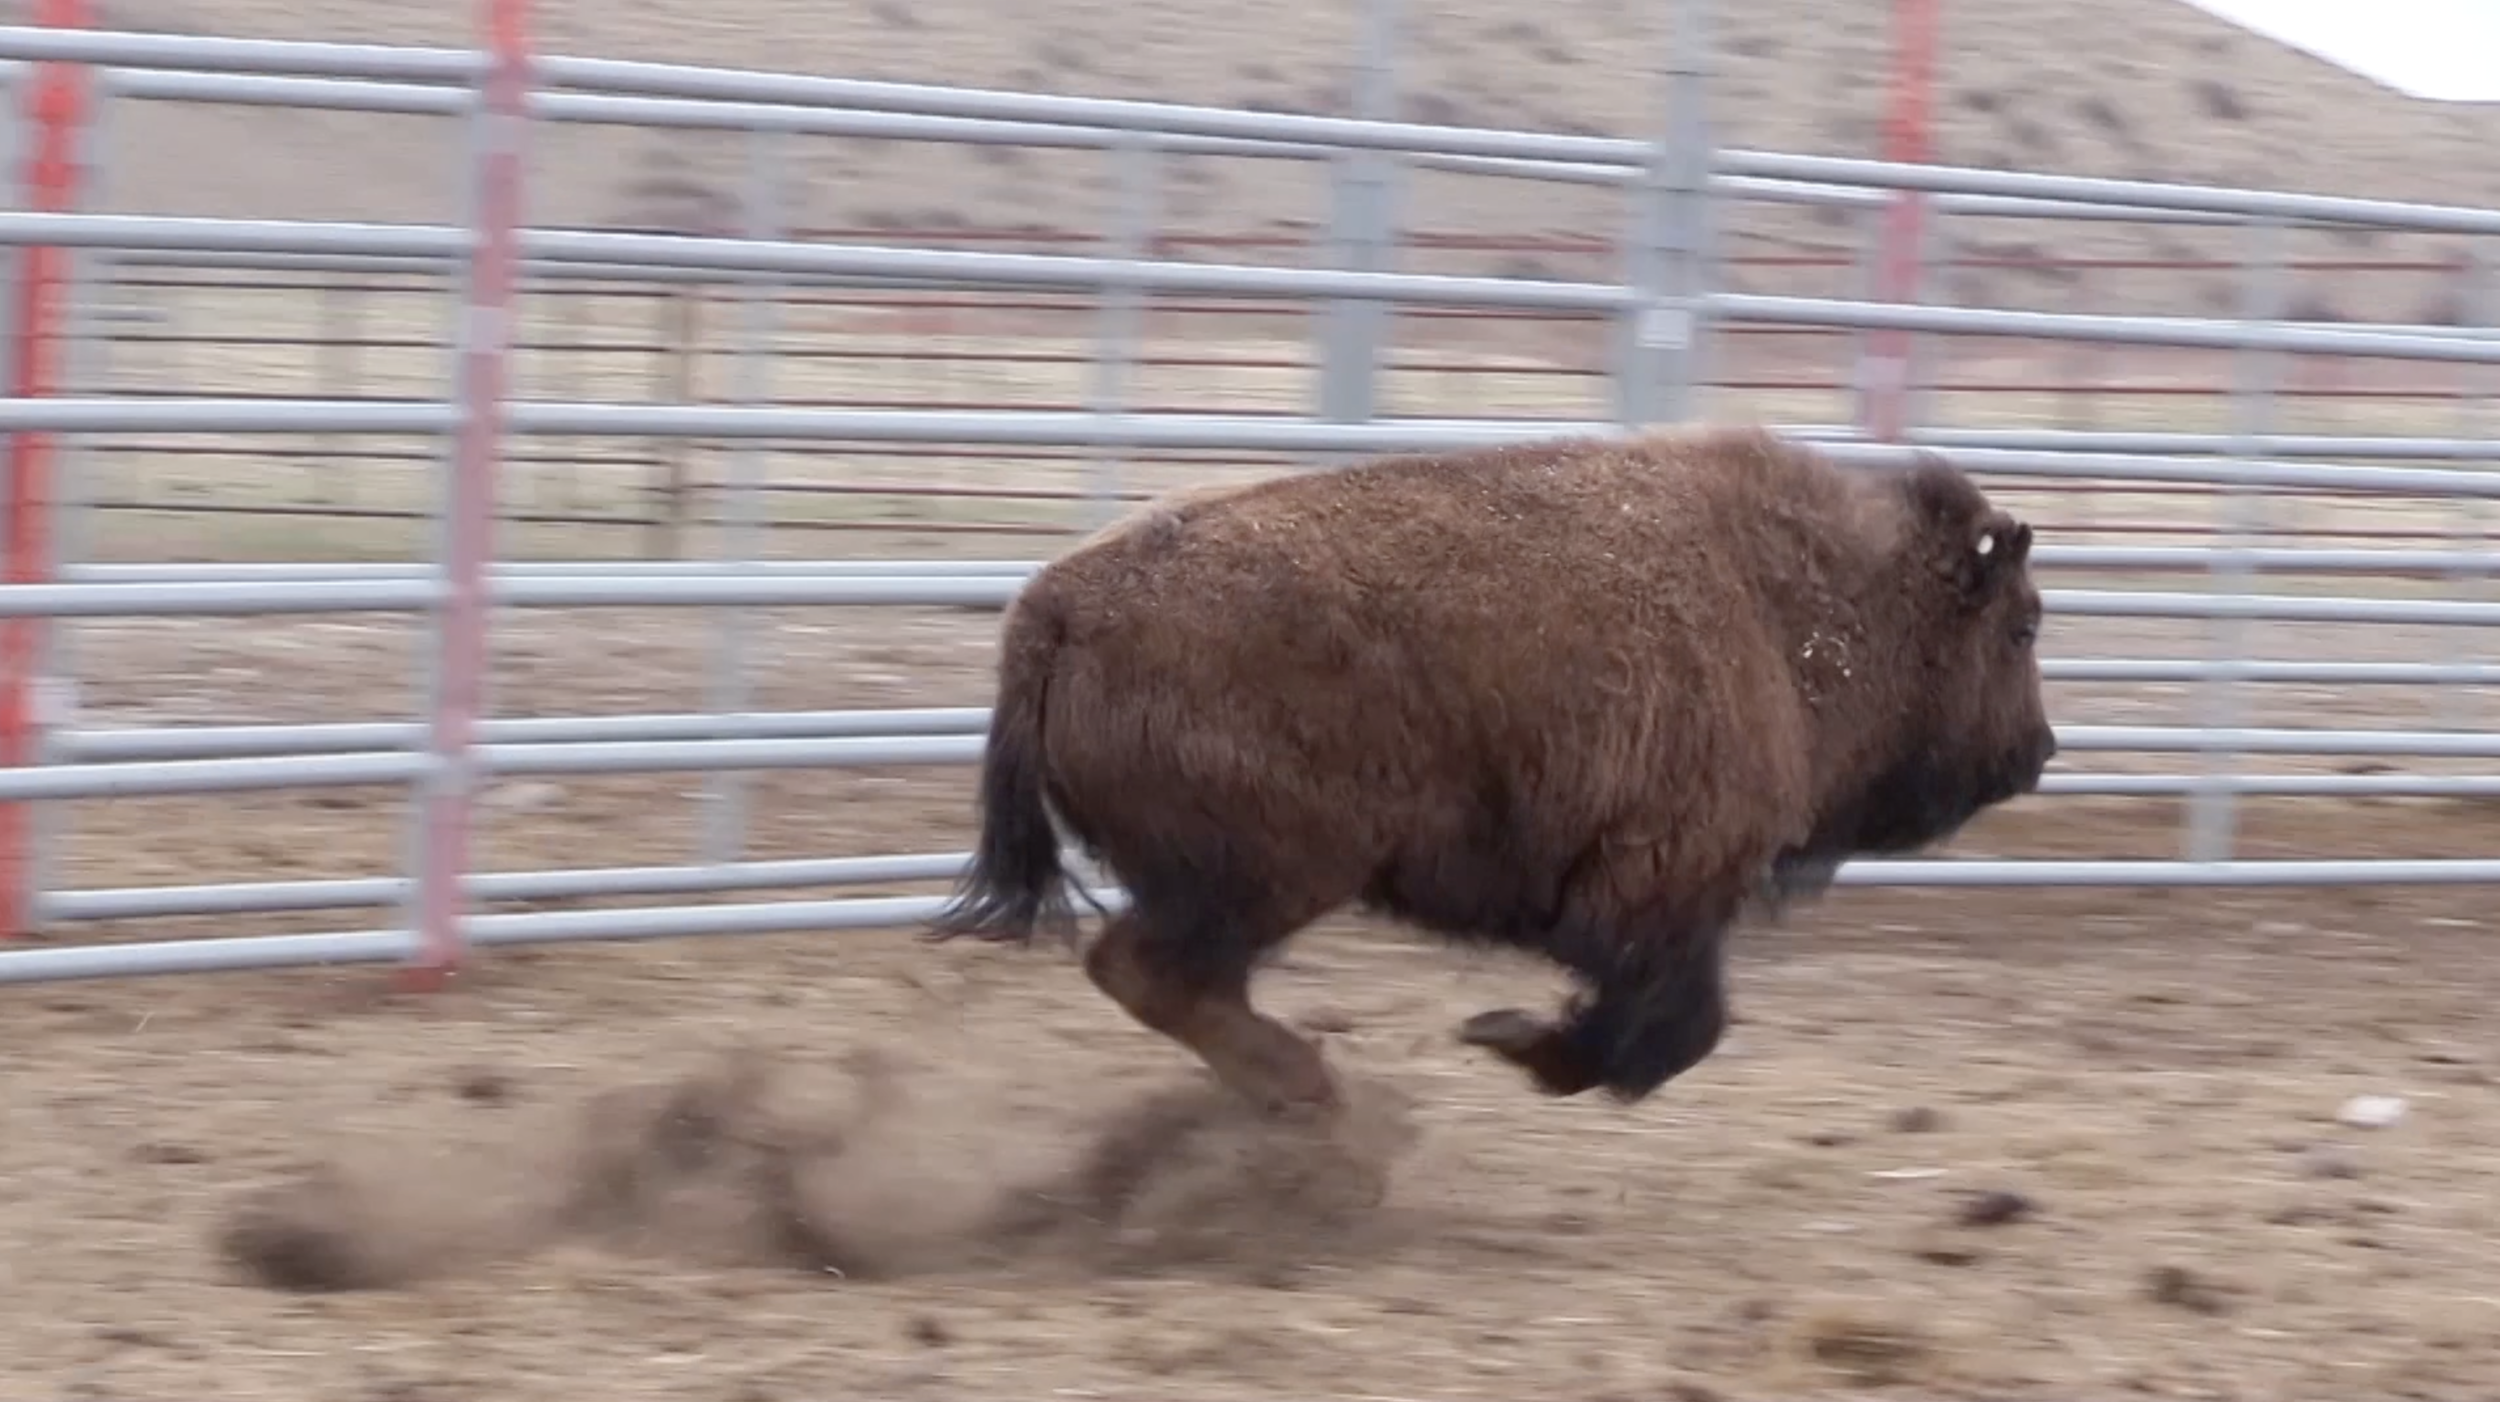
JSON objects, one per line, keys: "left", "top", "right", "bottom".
{"left": 1862, "top": 0, "right": 1937, "bottom": 441}
{"left": 0, "top": 0, "right": 87, "bottom": 939}
{"left": 2434, "top": 242, "right": 2495, "bottom": 735}
{"left": 1614, "top": 0, "right": 1711, "bottom": 427}
{"left": 25, "top": 58, "right": 109, "bottom": 934}
{"left": 697, "top": 124, "right": 786, "bottom": 867}
{"left": 1316, "top": 0, "right": 1400, "bottom": 431}
{"left": 1084, "top": 136, "right": 1155, "bottom": 530}
{"left": 402, "top": 0, "right": 530, "bottom": 985}
{"left": 2185, "top": 217, "right": 2288, "bottom": 863}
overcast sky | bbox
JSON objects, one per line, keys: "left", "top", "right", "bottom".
{"left": 2179, "top": 0, "right": 2500, "bottom": 102}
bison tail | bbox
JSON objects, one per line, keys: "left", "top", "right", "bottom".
{"left": 925, "top": 592, "right": 1087, "bottom": 950}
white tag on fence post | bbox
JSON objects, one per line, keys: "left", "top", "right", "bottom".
{"left": 1638, "top": 304, "right": 1693, "bottom": 352}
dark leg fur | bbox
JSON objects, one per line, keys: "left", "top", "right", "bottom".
{"left": 1744, "top": 848, "right": 1845, "bottom": 923}
{"left": 1458, "top": 923, "right": 1732, "bottom": 1103}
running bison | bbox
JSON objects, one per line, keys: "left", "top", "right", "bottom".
{"left": 927, "top": 425, "right": 2055, "bottom": 1119}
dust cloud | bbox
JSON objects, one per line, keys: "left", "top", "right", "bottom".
{"left": 215, "top": 1042, "right": 1425, "bottom": 1292}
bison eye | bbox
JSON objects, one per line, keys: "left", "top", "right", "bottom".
{"left": 2011, "top": 620, "right": 2039, "bottom": 648}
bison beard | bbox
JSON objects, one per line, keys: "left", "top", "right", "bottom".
{"left": 927, "top": 425, "right": 2056, "bottom": 1120}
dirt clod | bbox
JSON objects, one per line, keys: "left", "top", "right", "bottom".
{"left": 1907, "top": 1226, "right": 1984, "bottom": 1266}
{"left": 906, "top": 1315, "right": 951, "bottom": 1347}
{"left": 1954, "top": 1188, "right": 2036, "bottom": 1227}
{"left": 1794, "top": 1304, "right": 1939, "bottom": 1387}
{"left": 453, "top": 1069, "right": 514, "bottom": 1105}
{"left": 2146, "top": 1264, "right": 2234, "bottom": 1315}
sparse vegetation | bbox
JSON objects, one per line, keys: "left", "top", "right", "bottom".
{"left": 2195, "top": 77, "right": 2250, "bottom": 121}
{"left": 105, "top": 0, "right": 2500, "bottom": 334}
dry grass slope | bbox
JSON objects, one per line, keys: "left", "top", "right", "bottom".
{"left": 34, "top": 0, "right": 2500, "bottom": 322}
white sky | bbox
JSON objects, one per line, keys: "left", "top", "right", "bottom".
{"left": 2179, "top": 0, "right": 2500, "bottom": 102}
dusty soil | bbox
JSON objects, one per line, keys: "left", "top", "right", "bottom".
{"left": 6, "top": 595, "right": 2500, "bottom": 1401}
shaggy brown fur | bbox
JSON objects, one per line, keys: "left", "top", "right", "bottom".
{"left": 927, "top": 425, "right": 2056, "bottom": 1115}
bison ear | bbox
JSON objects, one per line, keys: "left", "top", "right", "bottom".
{"left": 1961, "top": 517, "right": 2033, "bottom": 595}
{"left": 1900, "top": 454, "right": 1982, "bottom": 533}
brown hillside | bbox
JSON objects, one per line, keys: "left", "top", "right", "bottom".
{"left": 25, "top": 0, "right": 2500, "bottom": 321}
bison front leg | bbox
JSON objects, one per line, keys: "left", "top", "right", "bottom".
{"left": 1458, "top": 923, "right": 1731, "bottom": 1103}
{"left": 1741, "top": 847, "right": 1845, "bottom": 924}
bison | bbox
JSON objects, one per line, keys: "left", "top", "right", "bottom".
{"left": 926, "top": 425, "right": 2055, "bottom": 1121}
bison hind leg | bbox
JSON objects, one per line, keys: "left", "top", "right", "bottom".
{"left": 1082, "top": 888, "right": 1348, "bottom": 1122}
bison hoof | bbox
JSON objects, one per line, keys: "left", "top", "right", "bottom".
{"left": 1455, "top": 1008, "right": 1601, "bottom": 1098}
{"left": 1456, "top": 1007, "right": 1551, "bottom": 1053}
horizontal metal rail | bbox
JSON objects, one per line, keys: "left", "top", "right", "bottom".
{"left": 0, "top": 573, "right": 1025, "bottom": 616}
{"left": 481, "top": 735, "right": 982, "bottom": 774}
{"left": 2055, "top": 727, "right": 2500, "bottom": 757}
{"left": 12, "top": 570, "right": 2500, "bottom": 627}
{"left": 0, "top": 735, "right": 994, "bottom": 800}
{"left": 0, "top": 28, "right": 1634, "bottom": 164}
{"left": 62, "top": 708, "right": 994, "bottom": 762}
{"left": 2035, "top": 547, "right": 2500, "bottom": 575}
{"left": 4, "top": 574, "right": 2499, "bottom": 624}
{"left": 14, "top": 405, "right": 2500, "bottom": 503}
{"left": 54, "top": 547, "right": 2500, "bottom": 589}
{"left": 9, "top": 854, "right": 2500, "bottom": 984}
{"left": 1827, "top": 860, "right": 2500, "bottom": 887}
{"left": 0, "top": 753, "right": 426, "bottom": 800}
{"left": 1717, "top": 149, "right": 2500, "bottom": 238}
{"left": 37, "top": 763, "right": 2500, "bottom": 926}
{"left": 0, "top": 212, "right": 1633, "bottom": 310}
{"left": 0, "top": 28, "right": 481, "bottom": 82}
{"left": 0, "top": 893, "right": 1003, "bottom": 984}
{"left": 2041, "top": 774, "right": 2500, "bottom": 797}
{"left": 10, "top": 213, "right": 2500, "bottom": 362}
{"left": 44, "top": 851, "right": 974, "bottom": 922}
{"left": 1809, "top": 440, "right": 2500, "bottom": 500}
{"left": 63, "top": 560, "right": 1041, "bottom": 582}
{"left": 11, "top": 727, "right": 2500, "bottom": 803}
{"left": 2042, "top": 592, "right": 2500, "bottom": 626}
{"left": 1713, "top": 293, "right": 2500, "bottom": 365}
{"left": 1902, "top": 429, "right": 2500, "bottom": 462}
{"left": 63, "top": 654, "right": 2500, "bottom": 763}
{"left": 2042, "top": 660, "right": 2500, "bottom": 686}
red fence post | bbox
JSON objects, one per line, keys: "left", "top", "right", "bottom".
{"left": 1863, "top": 0, "right": 1937, "bottom": 443}
{"left": 0, "top": 0, "right": 91, "bottom": 940}
{"left": 404, "top": 0, "right": 531, "bottom": 988}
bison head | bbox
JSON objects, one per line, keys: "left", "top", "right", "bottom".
{"left": 1807, "top": 456, "right": 2057, "bottom": 865}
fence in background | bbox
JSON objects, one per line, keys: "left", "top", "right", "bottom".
{"left": 82, "top": 239, "right": 2492, "bottom": 557}
{"left": 0, "top": 6, "right": 2497, "bottom": 988}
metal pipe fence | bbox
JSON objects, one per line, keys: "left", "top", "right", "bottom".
{"left": 45, "top": 42, "right": 2497, "bottom": 546}
{"left": 68, "top": 240, "right": 2493, "bottom": 550}
{"left": 1, "top": 13, "right": 2498, "bottom": 987}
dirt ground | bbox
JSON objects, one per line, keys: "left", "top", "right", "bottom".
{"left": 6, "top": 588, "right": 2500, "bottom": 1402}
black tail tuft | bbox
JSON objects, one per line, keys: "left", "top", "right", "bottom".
{"left": 925, "top": 596, "right": 1085, "bottom": 951}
